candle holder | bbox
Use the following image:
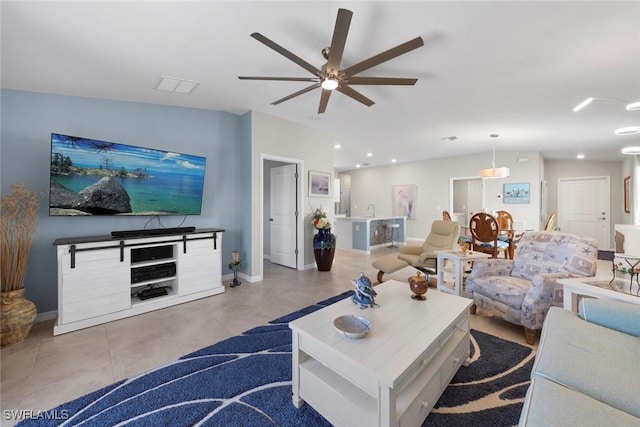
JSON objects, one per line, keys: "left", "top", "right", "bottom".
{"left": 229, "top": 251, "right": 242, "bottom": 288}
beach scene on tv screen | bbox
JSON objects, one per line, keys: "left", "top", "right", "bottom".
{"left": 49, "top": 134, "right": 206, "bottom": 216}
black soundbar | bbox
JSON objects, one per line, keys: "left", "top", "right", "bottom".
{"left": 111, "top": 226, "right": 196, "bottom": 238}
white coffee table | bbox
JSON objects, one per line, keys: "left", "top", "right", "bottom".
{"left": 559, "top": 276, "right": 640, "bottom": 313}
{"left": 289, "top": 280, "right": 472, "bottom": 427}
{"left": 435, "top": 250, "right": 492, "bottom": 296}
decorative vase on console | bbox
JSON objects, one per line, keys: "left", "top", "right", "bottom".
{"left": 1, "top": 184, "right": 39, "bottom": 346}
{"left": 311, "top": 207, "right": 336, "bottom": 271}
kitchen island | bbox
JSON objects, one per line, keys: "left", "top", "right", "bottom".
{"left": 335, "top": 216, "right": 406, "bottom": 253}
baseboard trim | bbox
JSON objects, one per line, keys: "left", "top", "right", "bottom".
{"left": 35, "top": 310, "right": 57, "bottom": 323}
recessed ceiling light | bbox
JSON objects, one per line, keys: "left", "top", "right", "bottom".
{"left": 626, "top": 101, "right": 640, "bottom": 111}
{"left": 441, "top": 136, "right": 458, "bottom": 142}
{"left": 572, "top": 97, "right": 594, "bottom": 112}
{"left": 615, "top": 127, "right": 640, "bottom": 136}
{"left": 576, "top": 153, "right": 585, "bottom": 159}
{"left": 622, "top": 146, "right": 640, "bottom": 155}
{"left": 334, "top": 144, "right": 341, "bottom": 149}
{"left": 367, "top": 152, "right": 372, "bottom": 157}
{"left": 356, "top": 164, "right": 361, "bottom": 168}
{"left": 391, "top": 158, "right": 397, "bottom": 163}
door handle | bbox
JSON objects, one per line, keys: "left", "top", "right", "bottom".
{"left": 597, "top": 217, "right": 606, "bottom": 220}
{"left": 269, "top": 218, "right": 274, "bottom": 222}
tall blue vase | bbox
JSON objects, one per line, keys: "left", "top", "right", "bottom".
{"left": 313, "top": 228, "right": 336, "bottom": 271}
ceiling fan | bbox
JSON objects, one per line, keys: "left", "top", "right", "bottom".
{"left": 238, "top": 8, "right": 424, "bottom": 114}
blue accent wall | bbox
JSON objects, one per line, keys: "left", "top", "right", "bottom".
{"left": 352, "top": 221, "right": 369, "bottom": 251}
{"left": 0, "top": 89, "right": 250, "bottom": 313}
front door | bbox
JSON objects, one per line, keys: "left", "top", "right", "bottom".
{"left": 558, "top": 176, "right": 610, "bottom": 249}
{"left": 270, "top": 164, "right": 298, "bottom": 268}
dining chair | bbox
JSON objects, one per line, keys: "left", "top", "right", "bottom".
{"left": 545, "top": 212, "right": 557, "bottom": 231}
{"left": 496, "top": 210, "right": 515, "bottom": 259}
{"left": 495, "top": 210, "right": 514, "bottom": 237}
{"left": 442, "top": 210, "right": 452, "bottom": 221}
{"left": 469, "top": 212, "right": 509, "bottom": 258}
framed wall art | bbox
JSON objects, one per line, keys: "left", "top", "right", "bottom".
{"left": 308, "top": 171, "right": 330, "bottom": 197}
{"left": 503, "top": 182, "right": 530, "bottom": 204}
{"left": 393, "top": 184, "right": 417, "bottom": 219}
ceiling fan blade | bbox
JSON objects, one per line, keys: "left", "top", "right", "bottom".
{"left": 336, "top": 85, "right": 375, "bottom": 107}
{"left": 318, "top": 89, "right": 332, "bottom": 114}
{"left": 271, "top": 83, "right": 321, "bottom": 105}
{"left": 326, "top": 8, "right": 353, "bottom": 75}
{"left": 342, "top": 36, "right": 424, "bottom": 77}
{"left": 251, "top": 33, "right": 322, "bottom": 77}
{"left": 347, "top": 77, "right": 418, "bottom": 85}
{"left": 238, "top": 76, "right": 319, "bottom": 82}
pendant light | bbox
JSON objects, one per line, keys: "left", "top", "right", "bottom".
{"left": 479, "top": 134, "right": 510, "bottom": 179}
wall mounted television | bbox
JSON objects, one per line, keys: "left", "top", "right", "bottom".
{"left": 49, "top": 133, "right": 206, "bottom": 216}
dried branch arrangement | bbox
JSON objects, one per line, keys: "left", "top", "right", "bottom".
{"left": 1, "top": 184, "right": 40, "bottom": 292}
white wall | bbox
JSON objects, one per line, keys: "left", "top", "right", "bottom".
{"left": 347, "top": 151, "right": 542, "bottom": 240}
{"left": 250, "top": 111, "right": 336, "bottom": 279}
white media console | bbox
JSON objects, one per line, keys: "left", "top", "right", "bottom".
{"left": 52, "top": 228, "right": 224, "bottom": 335}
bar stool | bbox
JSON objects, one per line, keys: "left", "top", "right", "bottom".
{"left": 388, "top": 223, "right": 400, "bottom": 248}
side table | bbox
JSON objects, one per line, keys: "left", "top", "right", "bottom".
{"left": 436, "top": 250, "right": 491, "bottom": 296}
{"left": 228, "top": 261, "right": 242, "bottom": 287}
{"left": 559, "top": 276, "right": 640, "bottom": 313}
{"left": 612, "top": 253, "right": 640, "bottom": 294}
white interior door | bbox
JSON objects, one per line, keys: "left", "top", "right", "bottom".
{"left": 558, "top": 176, "right": 610, "bottom": 249}
{"left": 270, "top": 164, "right": 297, "bottom": 268}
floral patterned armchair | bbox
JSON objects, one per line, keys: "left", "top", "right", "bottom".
{"left": 466, "top": 231, "right": 598, "bottom": 344}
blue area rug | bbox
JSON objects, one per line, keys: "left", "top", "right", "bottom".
{"left": 19, "top": 291, "right": 535, "bottom": 426}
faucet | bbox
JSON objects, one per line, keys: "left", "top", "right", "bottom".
{"left": 367, "top": 204, "right": 376, "bottom": 218}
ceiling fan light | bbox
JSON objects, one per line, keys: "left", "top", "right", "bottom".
{"left": 615, "top": 126, "right": 640, "bottom": 136}
{"left": 572, "top": 97, "right": 594, "bottom": 112}
{"left": 626, "top": 101, "right": 640, "bottom": 111}
{"left": 321, "top": 78, "right": 339, "bottom": 90}
{"left": 621, "top": 146, "right": 640, "bottom": 155}
{"left": 479, "top": 167, "right": 510, "bottom": 179}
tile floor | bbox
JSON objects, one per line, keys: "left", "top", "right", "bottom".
{"left": 0, "top": 248, "right": 609, "bottom": 426}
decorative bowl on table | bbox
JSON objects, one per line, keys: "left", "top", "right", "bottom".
{"left": 333, "top": 315, "right": 371, "bottom": 339}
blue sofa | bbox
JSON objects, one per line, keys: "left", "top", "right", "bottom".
{"left": 519, "top": 299, "right": 640, "bottom": 426}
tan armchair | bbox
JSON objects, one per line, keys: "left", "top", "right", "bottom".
{"left": 397, "top": 220, "right": 461, "bottom": 275}
{"left": 372, "top": 220, "right": 460, "bottom": 283}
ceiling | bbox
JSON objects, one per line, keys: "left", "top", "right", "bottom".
{"left": 2, "top": 1, "right": 639, "bottom": 171}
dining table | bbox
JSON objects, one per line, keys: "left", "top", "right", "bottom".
{"left": 459, "top": 226, "right": 516, "bottom": 259}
